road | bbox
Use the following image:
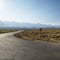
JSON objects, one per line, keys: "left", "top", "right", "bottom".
{"left": 0, "top": 30, "right": 60, "bottom": 60}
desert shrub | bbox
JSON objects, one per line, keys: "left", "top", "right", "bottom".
{"left": 15, "top": 29, "right": 60, "bottom": 42}
{"left": 42, "top": 32, "right": 46, "bottom": 34}
{"left": 55, "top": 35, "right": 60, "bottom": 38}
{"left": 32, "top": 32, "right": 34, "bottom": 34}
{"left": 47, "top": 32, "right": 49, "bottom": 33}
{"left": 40, "top": 34, "right": 48, "bottom": 38}
{"left": 56, "top": 32, "right": 60, "bottom": 34}
{"left": 24, "top": 34, "right": 28, "bottom": 36}
{"left": 35, "top": 32, "right": 38, "bottom": 34}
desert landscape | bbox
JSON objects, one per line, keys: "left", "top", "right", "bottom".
{"left": 0, "top": 30, "right": 60, "bottom": 60}
{"left": 14, "top": 28, "right": 60, "bottom": 42}
{"left": 0, "top": 0, "right": 60, "bottom": 60}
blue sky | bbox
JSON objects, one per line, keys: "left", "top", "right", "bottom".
{"left": 0, "top": 0, "right": 60, "bottom": 25}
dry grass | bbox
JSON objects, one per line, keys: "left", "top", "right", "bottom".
{"left": 0, "top": 30, "right": 17, "bottom": 34}
{"left": 15, "top": 29, "right": 60, "bottom": 42}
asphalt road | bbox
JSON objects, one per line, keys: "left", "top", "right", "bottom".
{"left": 0, "top": 30, "right": 60, "bottom": 60}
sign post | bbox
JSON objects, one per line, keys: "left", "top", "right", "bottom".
{"left": 40, "top": 28, "right": 43, "bottom": 39}
{"left": 40, "top": 28, "right": 43, "bottom": 32}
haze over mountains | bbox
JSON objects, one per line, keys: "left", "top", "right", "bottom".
{"left": 0, "top": 21, "right": 60, "bottom": 29}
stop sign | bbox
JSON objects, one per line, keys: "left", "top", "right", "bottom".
{"left": 40, "top": 28, "right": 43, "bottom": 32}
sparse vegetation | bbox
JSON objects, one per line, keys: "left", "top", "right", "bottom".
{"left": 0, "top": 30, "right": 17, "bottom": 34}
{"left": 15, "top": 29, "right": 60, "bottom": 42}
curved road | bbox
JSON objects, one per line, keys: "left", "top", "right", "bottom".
{"left": 0, "top": 30, "right": 60, "bottom": 60}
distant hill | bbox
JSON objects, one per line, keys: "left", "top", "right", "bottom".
{"left": 0, "top": 21, "right": 60, "bottom": 29}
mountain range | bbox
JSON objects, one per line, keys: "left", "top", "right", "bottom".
{"left": 0, "top": 21, "right": 60, "bottom": 29}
